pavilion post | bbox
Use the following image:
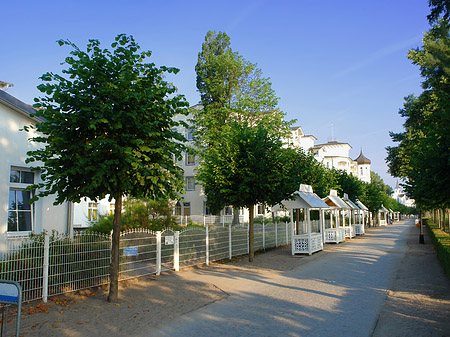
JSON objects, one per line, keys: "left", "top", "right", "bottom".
{"left": 306, "top": 208, "right": 312, "bottom": 256}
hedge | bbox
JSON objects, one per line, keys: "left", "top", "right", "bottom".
{"left": 423, "top": 218, "right": 450, "bottom": 278}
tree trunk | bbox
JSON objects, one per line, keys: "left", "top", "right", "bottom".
{"left": 448, "top": 209, "right": 450, "bottom": 233}
{"left": 108, "top": 195, "right": 123, "bottom": 302}
{"left": 249, "top": 206, "right": 254, "bottom": 262}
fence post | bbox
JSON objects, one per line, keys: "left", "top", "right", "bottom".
{"left": 286, "top": 222, "right": 289, "bottom": 245}
{"left": 174, "top": 231, "right": 179, "bottom": 272}
{"left": 275, "top": 221, "right": 278, "bottom": 247}
{"left": 262, "top": 218, "right": 265, "bottom": 250}
{"left": 206, "top": 223, "right": 209, "bottom": 266}
{"left": 247, "top": 224, "right": 250, "bottom": 254}
{"left": 42, "top": 232, "right": 49, "bottom": 303}
{"left": 156, "top": 231, "right": 161, "bottom": 276}
{"left": 229, "top": 224, "right": 232, "bottom": 259}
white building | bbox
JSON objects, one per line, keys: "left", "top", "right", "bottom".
{"left": 288, "top": 126, "right": 316, "bottom": 152}
{"left": 354, "top": 150, "right": 371, "bottom": 183}
{"left": 0, "top": 90, "right": 70, "bottom": 246}
{"left": 391, "top": 180, "right": 415, "bottom": 207}
{"left": 313, "top": 141, "right": 371, "bottom": 183}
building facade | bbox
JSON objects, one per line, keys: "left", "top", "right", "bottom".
{"left": 313, "top": 141, "right": 371, "bottom": 183}
{"left": 0, "top": 90, "right": 70, "bottom": 247}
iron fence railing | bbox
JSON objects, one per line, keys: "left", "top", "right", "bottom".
{"left": 0, "top": 221, "right": 290, "bottom": 303}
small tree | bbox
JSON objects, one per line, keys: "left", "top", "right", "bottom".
{"left": 25, "top": 35, "right": 188, "bottom": 302}
{"left": 197, "top": 121, "right": 299, "bottom": 261}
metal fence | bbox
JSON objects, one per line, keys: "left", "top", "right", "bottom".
{"left": 0, "top": 221, "right": 290, "bottom": 303}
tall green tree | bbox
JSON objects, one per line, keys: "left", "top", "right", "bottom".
{"left": 25, "top": 35, "right": 188, "bottom": 302}
{"left": 193, "top": 30, "right": 292, "bottom": 146}
{"left": 331, "top": 169, "right": 364, "bottom": 201}
{"left": 194, "top": 30, "right": 294, "bottom": 228}
{"left": 386, "top": 20, "right": 450, "bottom": 210}
{"left": 197, "top": 121, "right": 299, "bottom": 261}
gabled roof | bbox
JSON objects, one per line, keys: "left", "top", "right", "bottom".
{"left": 355, "top": 199, "right": 369, "bottom": 211}
{"left": 272, "top": 184, "right": 329, "bottom": 211}
{"left": 0, "top": 89, "right": 41, "bottom": 122}
{"left": 343, "top": 194, "right": 359, "bottom": 210}
{"left": 379, "top": 204, "right": 389, "bottom": 212}
{"left": 322, "top": 189, "right": 350, "bottom": 209}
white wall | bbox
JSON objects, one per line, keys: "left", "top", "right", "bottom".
{"left": 0, "top": 99, "right": 68, "bottom": 246}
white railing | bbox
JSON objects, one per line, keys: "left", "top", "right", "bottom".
{"left": 0, "top": 221, "right": 290, "bottom": 303}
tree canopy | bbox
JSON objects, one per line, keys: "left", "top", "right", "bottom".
{"left": 386, "top": 20, "right": 450, "bottom": 210}
{"left": 26, "top": 34, "right": 188, "bottom": 301}
{"left": 193, "top": 30, "right": 292, "bottom": 147}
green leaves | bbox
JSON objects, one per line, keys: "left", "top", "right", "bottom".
{"left": 197, "top": 121, "right": 298, "bottom": 214}
{"left": 26, "top": 34, "right": 189, "bottom": 205}
{"left": 386, "top": 19, "right": 450, "bottom": 209}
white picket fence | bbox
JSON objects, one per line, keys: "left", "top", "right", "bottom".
{"left": 0, "top": 222, "right": 290, "bottom": 303}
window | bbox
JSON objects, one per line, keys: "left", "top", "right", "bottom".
{"left": 186, "top": 152, "right": 195, "bottom": 166}
{"left": 109, "top": 203, "right": 115, "bottom": 215}
{"left": 88, "top": 202, "right": 98, "bottom": 221}
{"left": 185, "top": 177, "right": 195, "bottom": 191}
{"left": 174, "top": 202, "right": 182, "bottom": 215}
{"left": 257, "top": 204, "right": 265, "bottom": 215}
{"left": 183, "top": 202, "right": 191, "bottom": 216}
{"left": 186, "top": 128, "right": 194, "bottom": 141}
{"left": 8, "top": 168, "right": 34, "bottom": 233}
{"left": 203, "top": 202, "right": 211, "bottom": 216}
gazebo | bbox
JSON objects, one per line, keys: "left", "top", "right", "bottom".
{"left": 273, "top": 184, "right": 329, "bottom": 255}
{"left": 342, "top": 193, "right": 358, "bottom": 238}
{"left": 378, "top": 204, "right": 389, "bottom": 226}
{"left": 355, "top": 199, "right": 369, "bottom": 235}
{"left": 322, "top": 190, "right": 348, "bottom": 244}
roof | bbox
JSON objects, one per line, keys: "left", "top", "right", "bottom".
{"left": 355, "top": 199, "right": 369, "bottom": 211}
{"left": 272, "top": 184, "right": 329, "bottom": 211}
{"left": 343, "top": 197, "right": 359, "bottom": 210}
{"left": 313, "top": 141, "right": 352, "bottom": 150}
{"left": 0, "top": 89, "right": 41, "bottom": 122}
{"left": 354, "top": 150, "right": 371, "bottom": 165}
{"left": 322, "top": 190, "right": 350, "bottom": 209}
{"left": 379, "top": 204, "right": 389, "bottom": 212}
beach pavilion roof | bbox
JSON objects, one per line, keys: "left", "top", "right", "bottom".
{"left": 322, "top": 190, "right": 350, "bottom": 209}
{"left": 272, "top": 184, "right": 329, "bottom": 211}
{"left": 343, "top": 193, "right": 359, "bottom": 210}
{"left": 379, "top": 204, "right": 389, "bottom": 213}
{"left": 355, "top": 199, "right": 369, "bottom": 211}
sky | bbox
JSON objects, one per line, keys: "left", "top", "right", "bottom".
{"left": 1, "top": 0, "right": 432, "bottom": 189}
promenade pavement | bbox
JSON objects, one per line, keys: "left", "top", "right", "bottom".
{"left": 150, "top": 219, "right": 450, "bottom": 336}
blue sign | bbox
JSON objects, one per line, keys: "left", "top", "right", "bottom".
{"left": 0, "top": 280, "right": 22, "bottom": 336}
{"left": 0, "top": 282, "right": 20, "bottom": 304}
{"left": 124, "top": 247, "right": 139, "bottom": 256}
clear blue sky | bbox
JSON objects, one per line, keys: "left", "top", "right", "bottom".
{"left": 2, "top": 0, "right": 431, "bottom": 189}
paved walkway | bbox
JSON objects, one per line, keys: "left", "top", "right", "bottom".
{"left": 149, "top": 220, "right": 450, "bottom": 337}
{"left": 373, "top": 220, "right": 450, "bottom": 336}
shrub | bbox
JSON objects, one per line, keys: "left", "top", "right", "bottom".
{"left": 88, "top": 198, "right": 183, "bottom": 234}
{"left": 424, "top": 218, "right": 450, "bottom": 278}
